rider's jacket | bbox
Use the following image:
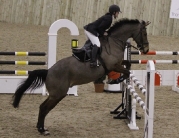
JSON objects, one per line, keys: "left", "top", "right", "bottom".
{"left": 84, "top": 13, "right": 112, "bottom": 37}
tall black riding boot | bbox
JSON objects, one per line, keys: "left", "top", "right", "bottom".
{"left": 90, "top": 44, "right": 99, "bottom": 68}
{"left": 83, "top": 40, "right": 91, "bottom": 48}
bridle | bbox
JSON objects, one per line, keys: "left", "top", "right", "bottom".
{"left": 105, "top": 21, "right": 151, "bottom": 54}
{"left": 132, "top": 21, "right": 151, "bottom": 51}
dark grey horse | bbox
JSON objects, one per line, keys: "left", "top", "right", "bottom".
{"left": 12, "top": 18, "right": 150, "bottom": 135}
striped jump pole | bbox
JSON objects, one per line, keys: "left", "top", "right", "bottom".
{"left": 0, "top": 70, "right": 31, "bottom": 75}
{"left": 131, "top": 51, "right": 179, "bottom": 55}
{"left": 130, "top": 73, "right": 146, "bottom": 95}
{"left": 0, "top": 52, "right": 46, "bottom": 56}
{"left": 126, "top": 84, "right": 146, "bottom": 131}
{"left": 0, "top": 19, "right": 79, "bottom": 96}
{"left": 131, "top": 60, "right": 179, "bottom": 64}
{"left": 126, "top": 84, "right": 145, "bottom": 109}
{"left": 0, "top": 61, "right": 46, "bottom": 65}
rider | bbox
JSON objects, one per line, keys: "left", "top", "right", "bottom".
{"left": 84, "top": 4, "right": 122, "bottom": 68}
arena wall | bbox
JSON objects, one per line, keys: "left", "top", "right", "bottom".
{"left": 0, "top": 0, "right": 179, "bottom": 36}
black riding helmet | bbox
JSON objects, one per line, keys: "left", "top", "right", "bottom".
{"left": 109, "top": 5, "right": 122, "bottom": 14}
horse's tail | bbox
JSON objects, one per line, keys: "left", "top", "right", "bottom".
{"left": 12, "top": 69, "right": 48, "bottom": 108}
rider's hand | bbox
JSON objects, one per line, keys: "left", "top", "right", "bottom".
{"left": 104, "top": 32, "right": 108, "bottom": 36}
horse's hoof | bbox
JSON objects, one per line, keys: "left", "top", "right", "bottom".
{"left": 41, "top": 130, "right": 50, "bottom": 136}
{"left": 38, "top": 127, "right": 50, "bottom": 135}
{"left": 118, "top": 78, "right": 125, "bottom": 83}
{"left": 108, "top": 79, "right": 119, "bottom": 84}
{"left": 108, "top": 76, "right": 125, "bottom": 84}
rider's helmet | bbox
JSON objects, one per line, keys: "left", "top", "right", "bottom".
{"left": 109, "top": 5, "right": 122, "bottom": 14}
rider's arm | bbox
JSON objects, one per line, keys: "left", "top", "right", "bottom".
{"left": 97, "top": 15, "right": 112, "bottom": 36}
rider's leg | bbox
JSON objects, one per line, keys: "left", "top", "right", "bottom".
{"left": 84, "top": 30, "right": 100, "bottom": 67}
{"left": 90, "top": 44, "right": 99, "bottom": 67}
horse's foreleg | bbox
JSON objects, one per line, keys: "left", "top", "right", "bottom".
{"left": 114, "top": 65, "right": 130, "bottom": 82}
{"left": 114, "top": 60, "right": 131, "bottom": 81}
{"left": 36, "top": 94, "right": 66, "bottom": 135}
{"left": 108, "top": 61, "right": 130, "bottom": 84}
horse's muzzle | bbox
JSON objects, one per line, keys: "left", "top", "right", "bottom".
{"left": 138, "top": 43, "right": 149, "bottom": 54}
{"left": 143, "top": 49, "right": 149, "bottom": 54}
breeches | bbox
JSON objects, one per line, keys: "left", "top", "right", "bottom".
{"left": 84, "top": 30, "right": 100, "bottom": 47}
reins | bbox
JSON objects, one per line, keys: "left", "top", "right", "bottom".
{"left": 103, "top": 19, "right": 151, "bottom": 55}
{"left": 126, "top": 43, "right": 139, "bottom": 50}
{"left": 106, "top": 22, "right": 148, "bottom": 53}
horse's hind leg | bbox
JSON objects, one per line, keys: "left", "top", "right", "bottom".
{"left": 36, "top": 94, "right": 66, "bottom": 135}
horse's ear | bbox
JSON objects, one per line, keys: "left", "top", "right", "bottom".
{"left": 140, "top": 20, "right": 145, "bottom": 25}
{"left": 145, "top": 21, "right": 151, "bottom": 26}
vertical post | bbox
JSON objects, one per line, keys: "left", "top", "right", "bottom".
{"left": 172, "top": 71, "right": 179, "bottom": 93}
{"left": 48, "top": 19, "right": 79, "bottom": 69}
{"left": 128, "top": 99, "right": 139, "bottom": 130}
{"left": 47, "top": 19, "right": 79, "bottom": 96}
{"left": 126, "top": 39, "right": 132, "bottom": 120}
{"left": 144, "top": 60, "right": 155, "bottom": 138}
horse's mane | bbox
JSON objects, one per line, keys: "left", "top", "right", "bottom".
{"left": 108, "top": 18, "right": 140, "bottom": 33}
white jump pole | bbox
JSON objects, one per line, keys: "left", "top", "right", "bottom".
{"left": 46, "top": 19, "right": 79, "bottom": 96}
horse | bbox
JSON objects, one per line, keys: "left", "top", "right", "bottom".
{"left": 12, "top": 18, "right": 150, "bottom": 135}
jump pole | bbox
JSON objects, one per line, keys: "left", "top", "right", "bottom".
{"left": 124, "top": 45, "right": 179, "bottom": 92}
{"left": 0, "top": 61, "right": 46, "bottom": 65}
{"left": 131, "top": 51, "right": 179, "bottom": 55}
{"left": 0, "top": 19, "right": 79, "bottom": 96}
{"left": 0, "top": 52, "right": 46, "bottom": 56}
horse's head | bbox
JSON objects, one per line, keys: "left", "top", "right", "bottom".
{"left": 132, "top": 21, "right": 151, "bottom": 54}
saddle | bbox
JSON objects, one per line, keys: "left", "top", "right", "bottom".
{"left": 72, "top": 40, "right": 92, "bottom": 62}
{"left": 72, "top": 38, "right": 109, "bottom": 74}
{"left": 72, "top": 36, "right": 109, "bottom": 62}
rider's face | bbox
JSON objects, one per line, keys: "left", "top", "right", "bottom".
{"left": 114, "top": 12, "right": 119, "bottom": 18}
